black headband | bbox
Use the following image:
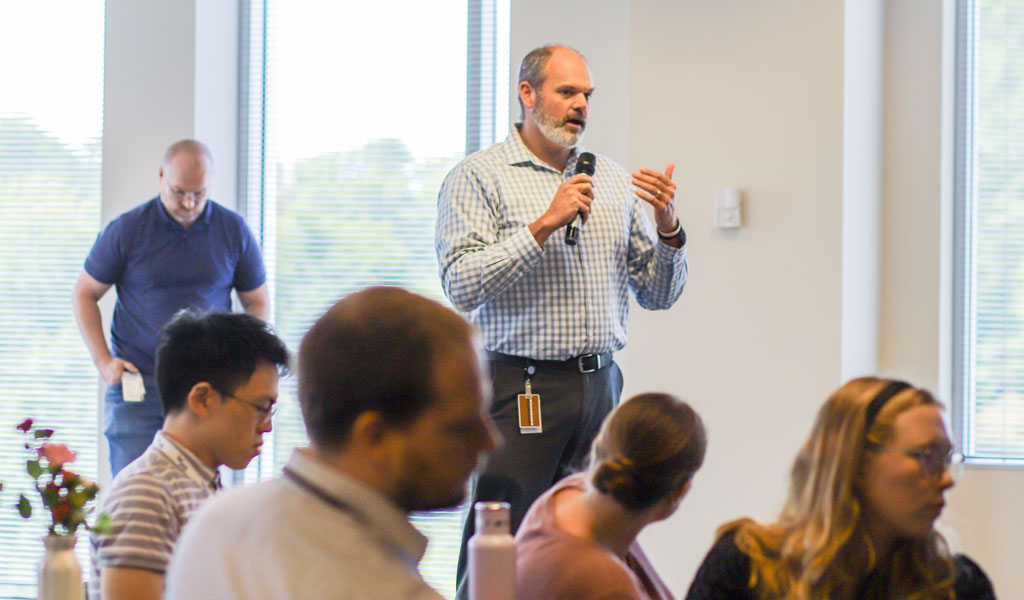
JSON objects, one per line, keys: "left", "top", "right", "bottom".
{"left": 864, "top": 381, "right": 912, "bottom": 428}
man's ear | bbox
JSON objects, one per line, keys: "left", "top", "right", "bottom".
{"left": 350, "top": 411, "right": 388, "bottom": 447}
{"left": 349, "top": 411, "right": 401, "bottom": 468}
{"left": 185, "top": 382, "right": 218, "bottom": 419}
{"left": 520, "top": 81, "right": 537, "bottom": 111}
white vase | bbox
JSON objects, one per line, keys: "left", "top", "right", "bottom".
{"left": 38, "top": 534, "right": 84, "bottom": 600}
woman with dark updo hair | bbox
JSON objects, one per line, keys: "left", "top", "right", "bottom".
{"left": 515, "top": 393, "right": 707, "bottom": 600}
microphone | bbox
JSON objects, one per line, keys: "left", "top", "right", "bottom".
{"left": 565, "top": 151, "right": 596, "bottom": 245}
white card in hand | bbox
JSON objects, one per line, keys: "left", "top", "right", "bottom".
{"left": 122, "top": 372, "right": 145, "bottom": 402}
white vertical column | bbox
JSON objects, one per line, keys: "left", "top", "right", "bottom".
{"left": 841, "top": 0, "right": 885, "bottom": 380}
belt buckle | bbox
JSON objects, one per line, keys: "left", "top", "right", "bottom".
{"left": 578, "top": 354, "right": 601, "bottom": 374}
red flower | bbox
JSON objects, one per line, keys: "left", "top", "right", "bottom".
{"left": 15, "top": 421, "right": 109, "bottom": 536}
{"left": 37, "top": 443, "right": 76, "bottom": 468}
{"left": 59, "top": 470, "right": 80, "bottom": 489}
{"left": 50, "top": 500, "right": 71, "bottom": 524}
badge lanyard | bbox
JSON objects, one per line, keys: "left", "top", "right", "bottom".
{"left": 283, "top": 466, "right": 365, "bottom": 523}
{"left": 153, "top": 433, "right": 219, "bottom": 491}
{"left": 517, "top": 363, "right": 542, "bottom": 434}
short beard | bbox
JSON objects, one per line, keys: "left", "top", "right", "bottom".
{"left": 532, "top": 96, "right": 584, "bottom": 148}
{"left": 396, "top": 479, "right": 468, "bottom": 513}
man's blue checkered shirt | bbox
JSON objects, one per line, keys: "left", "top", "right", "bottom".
{"left": 435, "top": 127, "right": 688, "bottom": 361}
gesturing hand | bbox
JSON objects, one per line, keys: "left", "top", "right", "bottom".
{"left": 632, "top": 163, "right": 678, "bottom": 233}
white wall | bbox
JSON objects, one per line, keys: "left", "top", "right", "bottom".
{"left": 103, "top": 0, "right": 196, "bottom": 222}
{"left": 624, "top": 0, "right": 846, "bottom": 592}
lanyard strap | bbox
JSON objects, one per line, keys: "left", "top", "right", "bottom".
{"left": 282, "top": 466, "right": 363, "bottom": 523}
{"left": 153, "top": 433, "right": 219, "bottom": 491}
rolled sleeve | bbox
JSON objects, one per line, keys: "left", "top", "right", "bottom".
{"left": 626, "top": 202, "right": 688, "bottom": 310}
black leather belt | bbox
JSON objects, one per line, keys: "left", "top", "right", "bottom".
{"left": 487, "top": 351, "right": 614, "bottom": 374}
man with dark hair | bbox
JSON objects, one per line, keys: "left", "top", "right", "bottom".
{"left": 90, "top": 310, "right": 288, "bottom": 600}
{"left": 166, "top": 287, "right": 499, "bottom": 600}
{"left": 436, "top": 44, "right": 689, "bottom": 593}
{"left": 73, "top": 139, "right": 269, "bottom": 476}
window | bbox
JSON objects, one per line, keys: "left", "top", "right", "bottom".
{"left": 954, "top": 0, "right": 1024, "bottom": 465}
{"left": 239, "top": 0, "right": 509, "bottom": 595}
{"left": 0, "top": 1, "right": 105, "bottom": 596}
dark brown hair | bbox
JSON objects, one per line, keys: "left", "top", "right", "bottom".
{"left": 298, "top": 287, "right": 475, "bottom": 449}
{"left": 590, "top": 393, "right": 707, "bottom": 511}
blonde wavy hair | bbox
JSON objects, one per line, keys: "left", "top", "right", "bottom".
{"left": 721, "top": 377, "right": 956, "bottom": 599}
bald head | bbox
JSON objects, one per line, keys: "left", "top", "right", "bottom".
{"left": 163, "top": 139, "right": 214, "bottom": 170}
{"left": 158, "top": 139, "right": 213, "bottom": 228}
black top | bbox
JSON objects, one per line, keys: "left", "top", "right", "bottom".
{"left": 686, "top": 530, "right": 996, "bottom": 599}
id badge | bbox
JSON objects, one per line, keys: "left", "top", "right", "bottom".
{"left": 518, "top": 375, "right": 542, "bottom": 434}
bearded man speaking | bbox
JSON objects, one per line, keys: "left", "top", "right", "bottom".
{"left": 435, "top": 44, "right": 689, "bottom": 594}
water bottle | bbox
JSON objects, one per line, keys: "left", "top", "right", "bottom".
{"left": 468, "top": 501, "right": 515, "bottom": 600}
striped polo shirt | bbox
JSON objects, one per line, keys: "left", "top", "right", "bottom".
{"left": 89, "top": 431, "right": 219, "bottom": 598}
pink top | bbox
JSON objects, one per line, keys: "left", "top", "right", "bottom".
{"left": 514, "top": 473, "right": 676, "bottom": 600}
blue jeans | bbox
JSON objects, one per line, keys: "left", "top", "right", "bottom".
{"left": 104, "top": 372, "right": 164, "bottom": 477}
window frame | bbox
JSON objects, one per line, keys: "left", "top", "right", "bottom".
{"left": 235, "top": 0, "right": 511, "bottom": 594}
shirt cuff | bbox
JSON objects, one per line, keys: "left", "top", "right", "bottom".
{"left": 655, "top": 236, "right": 686, "bottom": 262}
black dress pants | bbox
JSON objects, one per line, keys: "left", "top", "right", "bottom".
{"left": 455, "top": 353, "right": 623, "bottom": 598}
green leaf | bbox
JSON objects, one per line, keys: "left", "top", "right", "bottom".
{"left": 41, "top": 486, "right": 59, "bottom": 506}
{"left": 33, "top": 429, "right": 54, "bottom": 439}
{"left": 17, "top": 495, "right": 32, "bottom": 519}
{"left": 25, "top": 459, "right": 42, "bottom": 479}
{"left": 92, "top": 513, "right": 113, "bottom": 534}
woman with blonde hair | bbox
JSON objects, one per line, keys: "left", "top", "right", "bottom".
{"left": 515, "top": 393, "right": 707, "bottom": 599}
{"left": 686, "top": 377, "right": 995, "bottom": 599}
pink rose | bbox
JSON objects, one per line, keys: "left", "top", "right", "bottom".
{"left": 38, "top": 443, "right": 76, "bottom": 467}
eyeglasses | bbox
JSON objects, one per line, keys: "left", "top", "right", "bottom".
{"left": 902, "top": 446, "right": 965, "bottom": 481}
{"left": 169, "top": 186, "right": 207, "bottom": 202}
{"left": 215, "top": 389, "right": 278, "bottom": 423}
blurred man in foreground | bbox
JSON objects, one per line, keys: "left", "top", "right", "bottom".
{"left": 166, "top": 287, "right": 499, "bottom": 599}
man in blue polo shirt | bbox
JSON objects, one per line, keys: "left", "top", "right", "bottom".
{"left": 72, "top": 139, "right": 268, "bottom": 476}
